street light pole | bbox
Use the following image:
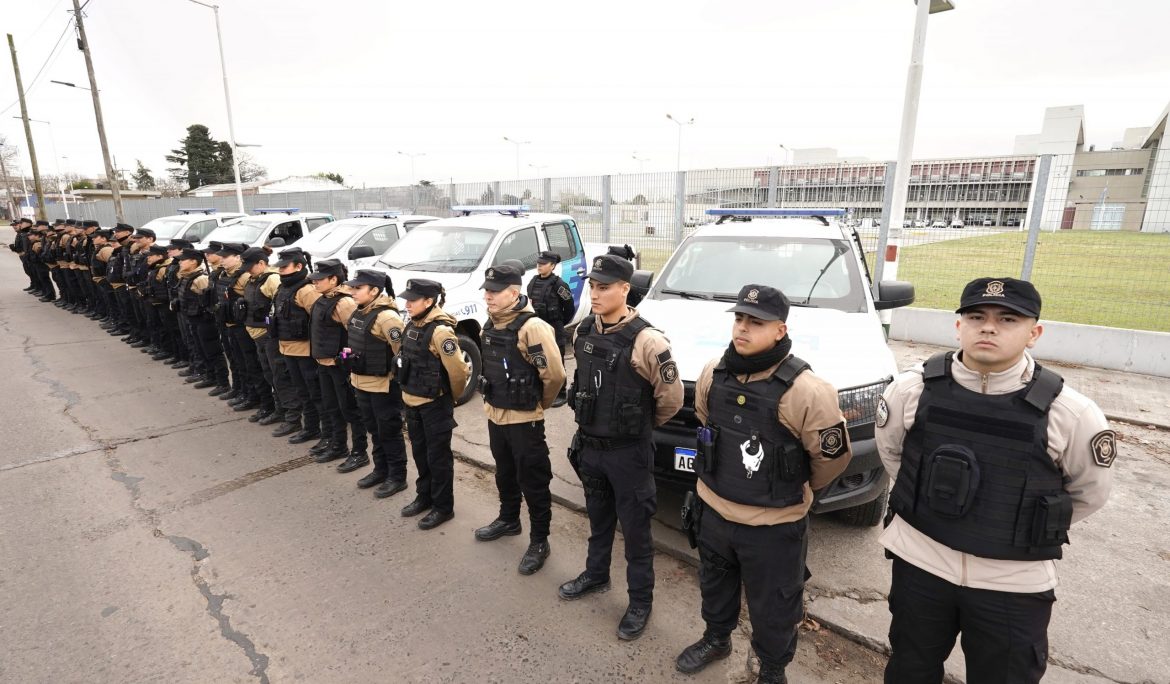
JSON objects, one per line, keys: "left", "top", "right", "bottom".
{"left": 187, "top": 0, "right": 245, "bottom": 214}
{"left": 632, "top": 153, "right": 649, "bottom": 174}
{"left": 874, "top": 0, "right": 955, "bottom": 302}
{"left": 397, "top": 151, "right": 425, "bottom": 185}
{"left": 70, "top": 0, "right": 124, "bottom": 221}
{"left": 665, "top": 114, "right": 694, "bottom": 175}
{"left": 502, "top": 137, "right": 530, "bottom": 180}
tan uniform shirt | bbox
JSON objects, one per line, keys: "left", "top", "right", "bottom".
{"left": 573, "top": 306, "right": 684, "bottom": 427}
{"left": 94, "top": 244, "right": 114, "bottom": 282}
{"left": 877, "top": 351, "right": 1114, "bottom": 593}
{"left": 278, "top": 282, "right": 322, "bottom": 357}
{"left": 59, "top": 234, "right": 74, "bottom": 268}
{"left": 401, "top": 307, "right": 471, "bottom": 408}
{"left": 482, "top": 298, "right": 567, "bottom": 426}
{"left": 694, "top": 356, "right": 853, "bottom": 525}
{"left": 348, "top": 294, "right": 406, "bottom": 393}
{"left": 245, "top": 269, "right": 281, "bottom": 340}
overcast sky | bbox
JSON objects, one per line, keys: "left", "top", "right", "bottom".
{"left": 1, "top": 0, "right": 1168, "bottom": 188}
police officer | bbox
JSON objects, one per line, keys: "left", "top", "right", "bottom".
{"left": 124, "top": 228, "right": 156, "bottom": 348}
{"left": 103, "top": 223, "right": 134, "bottom": 334}
{"left": 76, "top": 220, "right": 100, "bottom": 317}
{"left": 240, "top": 246, "right": 296, "bottom": 426}
{"left": 88, "top": 229, "right": 115, "bottom": 325}
{"left": 163, "top": 239, "right": 195, "bottom": 370}
{"left": 475, "top": 263, "right": 566, "bottom": 575}
{"left": 675, "top": 284, "right": 852, "bottom": 684}
{"left": 177, "top": 246, "right": 231, "bottom": 393}
{"left": 216, "top": 242, "right": 270, "bottom": 413}
{"left": 338, "top": 269, "right": 410, "bottom": 497}
{"left": 142, "top": 244, "right": 175, "bottom": 360}
{"left": 271, "top": 247, "right": 327, "bottom": 451}
{"left": 396, "top": 278, "right": 470, "bottom": 531}
{"left": 307, "top": 258, "right": 368, "bottom": 465}
{"left": 558, "top": 254, "right": 683, "bottom": 641}
{"left": 526, "top": 250, "right": 576, "bottom": 407}
{"left": 877, "top": 277, "right": 1114, "bottom": 684}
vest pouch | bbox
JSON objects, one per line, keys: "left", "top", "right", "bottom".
{"left": 613, "top": 387, "right": 646, "bottom": 436}
{"left": 1031, "top": 494, "right": 1072, "bottom": 548}
{"left": 478, "top": 375, "right": 491, "bottom": 400}
{"left": 774, "top": 440, "right": 809, "bottom": 483}
{"left": 571, "top": 386, "right": 596, "bottom": 425}
{"left": 696, "top": 425, "right": 719, "bottom": 474}
{"left": 233, "top": 298, "right": 249, "bottom": 324}
{"left": 925, "top": 445, "right": 981, "bottom": 518}
{"left": 506, "top": 377, "right": 538, "bottom": 407}
{"left": 397, "top": 356, "right": 413, "bottom": 386}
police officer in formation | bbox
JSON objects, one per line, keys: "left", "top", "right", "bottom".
{"left": 475, "top": 263, "right": 566, "bottom": 575}
{"left": 337, "top": 269, "right": 410, "bottom": 498}
{"left": 270, "top": 246, "right": 328, "bottom": 451}
{"left": 396, "top": 278, "right": 470, "bottom": 530}
{"left": 526, "top": 250, "right": 576, "bottom": 406}
{"left": 877, "top": 277, "right": 1114, "bottom": 684}
{"left": 240, "top": 246, "right": 294, "bottom": 426}
{"left": 676, "top": 284, "right": 852, "bottom": 684}
{"left": 559, "top": 254, "right": 683, "bottom": 641}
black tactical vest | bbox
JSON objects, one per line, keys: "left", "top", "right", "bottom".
{"left": 571, "top": 315, "right": 655, "bottom": 440}
{"left": 481, "top": 312, "right": 542, "bottom": 410}
{"left": 273, "top": 277, "right": 312, "bottom": 341}
{"left": 165, "top": 260, "right": 182, "bottom": 300}
{"left": 107, "top": 244, "right": 127, "bottom": 283}
{"left": 146, "top": 263, "right": 168, "bottom": 303}
{"left": 179, "top": 272, "right": 206, "bottom": 317}
{"left": 242, "top": 272, "right": 278, "bottom": 329}
{"left": 528, "top": 275, "right": 563, "bottom": 324}
{"left": 127, "top": 252, "right": 148, "bottom": 287}
{"left": 889, "top": 352, "right": 1070, "bottom": 561}
{"left": 346, "top": 305, "right": 394, "bottom": 376}
{"left": 309, "top": 293, "right": 349, "bottom": 360}
{"left": 213, "top": 268, "right": 244, "bottom": 325}
{"left": 697, "top": 356, "right": 812, "bottom": 508}
{"left": 90, "top": 245, "right": 108, "bottom": 277}
{"left": 397, "top": 318, "right": 449, "bottom": 399}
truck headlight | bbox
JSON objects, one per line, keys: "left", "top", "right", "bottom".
{"left": 837, "top": 377, "right": 892, "bottom": 428}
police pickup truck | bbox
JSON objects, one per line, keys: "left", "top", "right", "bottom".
{"left": 288, "top": 210, "right": 440, "bottom": 274}
{"left": 198, "top": 208, "right": 335, "bottom": 250}
{"left": 635, "top": 208, "right": 915, "bottom": 525}
{"left": 140, "top": 208, "right": 246, "bottom": 247}
{"left": 372, "top": 205, "right": 621, "bottom": 405}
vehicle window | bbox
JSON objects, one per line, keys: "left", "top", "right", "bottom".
{"left": 139, "top": 217, "right": 188, "bottom": 239}
{"left": 272, "top": 220, "right": 302, "bottom": 243}
{"left": 541, "top": 222, "right": 579, "bottom": 260}
{"left": 378, "top": 225, "right": 495, "bottom": 273}
{"left": 655, "top": 236, "right": 866, "bottom": 313}
{"left": 403, "top": 220, "right": 432, "bottom": 232}
{"left": 306, "top": 217, "right": 332, "bottom": 232}
{"left": 354, "top": 224, "right": 400, "bottom": 255}
{"left": 205, "top": 219, "right": 267, "bottom": 244}
{"left": 185, "top": 219, "right": 217, "bottom": 241}
{"left": 493, "top": 227, "right": 540, "bottom": 269}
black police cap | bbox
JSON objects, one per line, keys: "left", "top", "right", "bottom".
{"left": 147, "top": 244, "right": 168, "bottom": 256}
{"left": 82, "top": 220, "right": 100, "bottom": 229}
{"left": 57, "top": 219, "right": 69, "bottom": 226}
{"left": 345, "top": 268, "right": 393, "bottom": 291}
{"left": 178, "top": 248, "right": 204, "bottom": 262}
{"left": 307, "top": 258, "right": 346, "bottom": 281}
{"left": 536, "top": 250, "right": 561, "bottom": 264}
{"left": 95, "top": 229, "right": 114, "bottom": 239}
{"left": 956, "top": 277, "right": 1041, "bottom": 318}
{"left": 401, "top": 278, "right": 443, "bottom": 301}
{"left": 272, "top": 246, "right": 307, "bottom": 268}
{"left": 216, "top": 242, "right": 247, "bottom": 257}
{"left": 240, "top": 247, "right": 269, "bottom": 266}
{"left": 35, "top": 219, "right": 50, "bottom": 227}
{"left": 586, "top": 254, "right": 634, "bottom": 284}
{"left": 725, "top": 284, "right": 791, "bottom": 322}
{"left": 134, "top": 228, "right": 156, "bottom": 240}
{"left": 170, "top": 238, "right": 194, "bottom": 250}
{"left": 203, "top": 240, "right": 224, "bottom": 253}
{"left": 113, "top": 223, "right": 134, "bottom": 233}
{"left": 481, "top": 263, "right": 523, "bottom": 291}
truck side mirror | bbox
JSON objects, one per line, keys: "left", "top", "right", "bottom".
{"left": 628, "top": 269, "right": 654, "bottom": 307}
{"left": 348, "top": 245, "right": 376, "bottom": 260}
{"left": 874, "top": 280, "right": 915, "bottom": 310}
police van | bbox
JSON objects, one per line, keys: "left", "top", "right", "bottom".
{"left": 140, "top": 208, "right": 246, "bottom": 247}
{"left": 197, "top": 208, "right": 335, "bottom": 250}
{"left": 287, "top": 210, "right": 440, "bottom": 274}
{"left": 635, "top": 208, "right": 915, "bottom": 525}
{"left": 372, "top": 205, "right": 617, "bottom": 405}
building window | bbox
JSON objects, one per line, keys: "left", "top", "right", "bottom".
{"left": 1076, "top": 168, "right": 1144, "bottom": 177}
{"left": 1091, "top": 204, "right": 1124, "bottom": 231}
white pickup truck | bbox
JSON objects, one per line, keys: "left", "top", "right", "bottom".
{"left": 288, "top": 210, "right": 440, "bottom": 274}
{"left": 371, "top": 205, "right": 623, "bottom": 404}
{"left": 635, "top": 207, "right": 916, "bottom": 526}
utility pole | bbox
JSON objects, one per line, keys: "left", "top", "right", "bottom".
{"left": 7, "top": 34, "right": 46, "bottom": 221}
{"left": 70, "top": 0, "right": 124, "bottom": 221}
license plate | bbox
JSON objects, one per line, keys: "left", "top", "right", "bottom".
{"left": 674, "top": 447, "right": 696, "bottom": 473}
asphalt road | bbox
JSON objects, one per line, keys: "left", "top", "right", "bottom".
{"left": 0, "top": 250, "right": 887, "bottom": 682}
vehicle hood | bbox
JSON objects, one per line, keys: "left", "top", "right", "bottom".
{"left": 636, "top": 298, "right": 898, "bottom": 389}
{"left": 371, "top": 267, "right": 474, "bottom": 296}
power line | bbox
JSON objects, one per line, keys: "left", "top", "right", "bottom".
{"left": 0, "top": 17, "right": 75, "bottom": 117}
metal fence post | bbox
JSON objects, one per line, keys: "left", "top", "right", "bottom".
{"left": 1021, "top": 154, "right": 1053, "bottom": 280}
{"left": 872, "top": 161, "right": 898, "bottom": 294}
{"left": 674, "top": 170, "right": 686, "bottom": 246}
{"left": 601, "top": 175, "right": 612, "bottom": 242}
{"left": 767, "top": 167, "right": 778, "bottom": 208}
{"left": 543, "top": 177, "right": 552, "bottom": 213}
{"left": 491, "top": 181, "right": 500, "bottom": 205}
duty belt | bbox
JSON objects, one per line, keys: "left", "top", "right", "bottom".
{"left": 578, "top": 435, "right": 641, "bottom": 451}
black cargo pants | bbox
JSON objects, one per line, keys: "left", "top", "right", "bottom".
{"left": 404, "top": 394, "right": 456, "bottom": 515}
{"left": 487, "top": 419, "right": 553, "bottom": 543}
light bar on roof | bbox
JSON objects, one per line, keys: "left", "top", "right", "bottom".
{"left": 254, "top": 208, "right": 299, "bottom": 214}
{"left": 452, "top": 204, "right": 530, "bottom": 217}
{"left": 176, "top": 208, "right": 218, "bottom": 215}
{"left": 348, "top": 210, "right": 402, "bottom": 218}
{"left": 704, "top": 208, "right": 847, "bottom": 218}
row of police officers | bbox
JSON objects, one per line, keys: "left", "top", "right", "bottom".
{"left": 9, "top": 215, "right": 1114, "bottom": 684}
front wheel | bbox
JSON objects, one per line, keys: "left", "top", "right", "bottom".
{"left": 834, "top": 484, "right": 888, "bottom": 527}
{"left": 453, "top": 333, "right": 481, "bottom": 407}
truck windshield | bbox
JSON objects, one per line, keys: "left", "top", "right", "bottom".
{"left": 139, "top": 218, "right": 189, "bottom": 239}
{"left": 205, "top": 219, "right": 267, "bottom": 245}
{"left": 653, "top": 236, "right": 867, "bottom": 313}
{"left": 378, "top": 225, "right": 494, "bottom": 273}
{"left": 294, "top": 220, "right": 368, "bottom": 254}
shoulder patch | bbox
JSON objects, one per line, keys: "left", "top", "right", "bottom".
{"left": 660, "top": 360, "right": 679, "bottom": 384}
{"left": 527, "top": 343, "right": 544, "bottom": 356}
{"left": 876, "top": 397, "right": 889, "bottom": 428}
{"left": 441, "top": 338, "right": 458, "bottom": 356}
{"left": 557, "top": 286, "right": 572, "bottom": 300}
{"left": 656, "top": 349, "right": 672, "bottom": 364}
{"left": 819, "top": 423, "right": 847, "bottom": 459}
{"left": 1090, "top": 430, "right": 1116, "bottom": 468}
{"left": 532, "top": 353, "right": 548, "bottom": 369}
{"left": 389, "top": 328, "right": 402, "bottom": 342}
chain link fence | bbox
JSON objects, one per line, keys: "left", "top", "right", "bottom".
{"left": 40, "top": 152, "right": 1170, "bottom": 332}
